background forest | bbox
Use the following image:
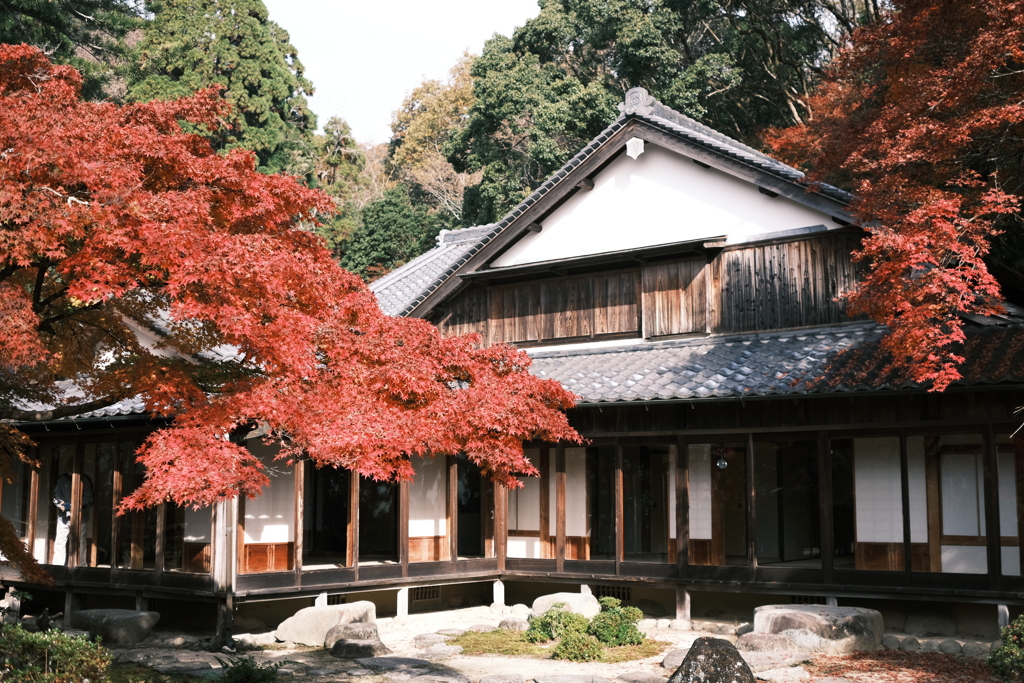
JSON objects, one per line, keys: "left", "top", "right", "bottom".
{"left": 0, "top": 0, "right": 882, "bottom": 278}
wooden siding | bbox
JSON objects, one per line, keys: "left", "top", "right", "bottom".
{"left": 710, "top": 233, "right": 862, "bottom": 334}
{"left": 436, "top": 284, "right": 489, "bottom": 340}
{"left": 486, "top": 270, "right": 640, "bottom": 345}
{"left": 642, "top": 258, "right": 707, "bottom": 337}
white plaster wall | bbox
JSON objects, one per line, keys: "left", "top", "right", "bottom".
{"left": 854, "top": 437, "right": 903, "bottom": 543}
{"left": 409, "top": 455, "right": 446, "bottom": 538}
{"left": 243, "top": 441, "right": 294, "bottom": 544}
{"left": 688, "top": 445, "right": 713, "bottom": 540}
{"left": 491, "top": 144, "right": 836, "bottom": 268}
{"left": 565, "top": 448, "right": 588, "bottom": 538}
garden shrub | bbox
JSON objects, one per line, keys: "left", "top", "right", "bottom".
{"left": 553, "top": 630, "right": 603, "bottom": 662}
{"left": 990, "top": 614, "right": 1024, "bottom": 681}
{"left": 589, "top": 597, "right": 644, "bottom": 646}
{"left": 0, "top": 624, "right": 112, "bottom": 682}
{"left": 523, "top": 603, "right": 589, "bottom": 643}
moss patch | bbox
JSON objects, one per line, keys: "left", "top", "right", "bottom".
{"left": 448, "top": 629, "right": 669, "bottom": 663}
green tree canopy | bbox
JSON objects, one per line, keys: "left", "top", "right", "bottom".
{"left": 129, "top": 0, "right": 315, "bottom": 175}
{"left": 0, "top": 0, "right": 141, "bottom": 99}
{"left": 341, "top": 185, "right": 439, "bottom": 281}
{"left": 450, "top": 0, "right": 873, "bottom": 225}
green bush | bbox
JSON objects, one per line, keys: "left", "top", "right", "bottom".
{"left": 216, "top": 654, "right": 286, "bottom": 682}
{"left": 589, "top": 597, "right": 644, "bottom": 646}
{"left": 523, "top": 603, "right": 589, "bottom": 643}
{"left": 553, "top": 630, "right": 603, "bottom": 662}
{"left": 990, "top": 615, "right": 1024, "bottom": 680}
{"left": 0, "top": 624, "right": 112, "bottom": 682}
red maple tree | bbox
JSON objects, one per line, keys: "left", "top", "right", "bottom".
{"left": 0, "top": 45, "right": 579, "bottom": 580}
{"left": 767, "top": 0, "right": 1024, "bottom": 390}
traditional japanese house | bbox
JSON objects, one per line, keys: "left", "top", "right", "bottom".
{"left": 5, "top": 88, "right": 1024, "bottom": 637}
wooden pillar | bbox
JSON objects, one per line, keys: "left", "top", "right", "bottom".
{"left": 26, "top": 448, "right": 39, "bottom": 565}
{"left": 615, "top": 443, "right": 623, "bottom": 576}
{"left": 900, "top": 432, "right": 915, "bottom": 577}
{"left": 984, "top": 426, "right": 1001, "bottom": 588}
{"left": 495, "top": 482, "right": 507, "bottom": 570}
{"left": 294, "top": 460, "right": 304, "bottom": 581}
{"left": 746, "top": 433, "right": 756, "bottom": 573}
{"left": 555, "top": 445, "right": 566, "bottom": 573}
{"left": 349, "top": 474, "right": 360, "bottom": 579}
{"left": 154, "top": 503, "right": 166, "bottom": 576}
{"left": 676, "top": 435, "right": 688, "bottom": 573}
{"left": 448, "top": 457, "right": 458, "bottom": 566}
{"left": 111, "top": 441, "right": 123, "bottom": 569}
{"left": 236, "top": 498, "right": 246, "bottom": 576}
{"left": 68, "top": 441, "right": 83, "bottom": 568}
{"left": 1014, "top": 435, "right": 1024, "bottom": 579}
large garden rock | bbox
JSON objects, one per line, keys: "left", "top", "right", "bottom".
{"left": 668, "top": 637, "right": 755, "bottom": 683}
{"left": 325, "top": 622, "right": 380, "bottom": 648}
{"left": 274, "top": 600, "right": 376, "bottom": 647}
{"left": 331, "top": 639, "right": 393, "bottom": 658}
{"left": 735, "top": 633, "right": 799, "bottom": 653}
{"left": 70, "top": 609, "right": 160, "bottom": 645}
{"left": 499, "top": 617, "right": 529, "bottom": 632}
{"left": 532, "top": 592, "right": 601, "bottom": 619}
{"left": 750, "top": 605, "right": 882, "bottom": 654}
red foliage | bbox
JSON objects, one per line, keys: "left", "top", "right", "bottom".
{"left": 809, "top": 650, "right": 999, "bottom": 682}
{"left": 0, "top": 46, "right": 579, "bottom": 575}
{"left": 766, "top": 0, "right": 1024, "bottom": 390}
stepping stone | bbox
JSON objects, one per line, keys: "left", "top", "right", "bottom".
{"left": 349, "top": 669, "right": 375, "bottom": 676}
{"left": 414, "top": 675, "right": 470, "bottom": 683}
{"left": 662, "top": 648, "right": 689, "bottom": 669}
{"left": 480, "top": 676, "right": 525, "bottom": 683}
{"left": 617, "top": 673, "right": 666, "bottom": 683}
{"left": 756, "top": 667, "right": 810, "bottom": 682}
{"left": 308, "top": 670, "right": 338, "bottom": 676}
{"left": 534, "top": 677, "right": 612, "bottom": 683}
{"left": 332, "top": 639, "right": 393, "bottom": 658}
{"left": 962, "top": 642, "right": 987, "bottom": 656}
{"left": 740, "top": 652, "right": 811, "bottom": 673}
{"left": 499, "top": 617, "right": 529, "bottom": 632}
{"left": 881, "top": 635, "right": 901, "bottom": 649}
{"left": 414, "top": 633, "right": 449, "bottom": 648}
{"left": 467, "top": 624, "right": 497, "bottom": 632}
{"left": 900, "top": 637, "right": 920, "bottom": 652}
{"left": 437, "top": 629, "right": 466, "bottom": 636}
{"left": 421, "top": 644, "right": 462, "bottom": 660}
{"left": 355, "top": 657, "right": 431, "bottom": 671}
{"left": 939, "top": 639, "right": 962, "bottom": 654}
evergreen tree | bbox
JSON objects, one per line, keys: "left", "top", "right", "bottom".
{"left": 0, "top": 0, "right": 141, "bottom": 99}
{"left": 311, "top": 117, "right": 366, "bottom": 259}
{"left": 449, "top": 0, "right": 872, "bottom": 225}
{"left": 129, "top": 0, "right": 315, "bottom": 175}
{"left": 341, "top": 186, "right": 439, "bottom": 281}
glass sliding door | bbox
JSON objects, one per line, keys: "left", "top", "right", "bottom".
{"left": 754, "top": 439, "right": 820, "bottom": 567}
{"left": 909, "top": 434, "right": 987, "bottom": 574}
{"left": 622, "top": 444, "right": 674, "bottom": 563}
{"left": 687, "top": 441, "right": 747, "bottom": 566}
{"left": 457, "top": 455, "right": 493, "bottom": 558}
{"left": 359, "top": 478, "right": 398, "bottom": 563}
{"left": 81, "top": 442, "right": 115, "bottom": 567}
{"left": 303, "top": 465, "right": 350, "bottom": 568}
{"left": 830, "top": 436, "right": 904, "bottom": 571}
{"left": 587, "top": 446, "right": 616, "bottom": 561}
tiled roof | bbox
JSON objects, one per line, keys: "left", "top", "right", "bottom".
{"left": 527, "top": 323, "right": 1024, "bottom": 404}
{"left": 370, "top": 224, "right": 495, "bottom": 317}
{"left": 370, "top": 88, "right": 852, "bottom": 317}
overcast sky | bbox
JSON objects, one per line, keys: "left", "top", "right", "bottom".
{"left": 261, "top": 0, "right": 541, "bottom": 144}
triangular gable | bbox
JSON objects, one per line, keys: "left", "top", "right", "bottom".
{"left": 491, "top": 142, "right": 839, "bottom": 268}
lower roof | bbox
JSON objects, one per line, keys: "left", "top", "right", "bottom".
{"left": 527, "top": 322, "right": 1024, "bottom": 404}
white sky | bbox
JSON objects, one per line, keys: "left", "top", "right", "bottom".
{"left": 261, "top": 0, "right": 541, "bottom": 144}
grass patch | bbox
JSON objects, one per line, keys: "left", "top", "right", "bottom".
{"left": 599, "top": 638, "right": 669, "bottom": 663}
{"left": 448, "top": 629, "right": 668, "bottom": 663}
{"left": 449, "top": 629, "right": 552, "bottom": 656}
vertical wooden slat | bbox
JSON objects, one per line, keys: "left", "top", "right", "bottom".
{"left": 68, "top": 441, "right": 83, "bottom": 569}
{"left": 539, "top": 449, "right": 551, "bottom": 559}
{"left": 448, "top": 457, "right": 458, "bottom": 566}
{"left": 399, "top": 478, "right": 410, "bottom": 577}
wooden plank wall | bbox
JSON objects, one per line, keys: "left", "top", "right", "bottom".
{"left": 642, "top": 258, "right": 707, "bottom": 337}
{"left": 485, "top": 270, "right": 639, "bottom": 345}
{"left": 710, "top": 233, "right": 862, "bottom": 334}
{"left": 437, "top": 284, "right": 489, "bottom": 340}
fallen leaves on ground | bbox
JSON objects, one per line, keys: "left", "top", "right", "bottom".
{"left": 808, "top": 650, "right": 999, "bottom": 682}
